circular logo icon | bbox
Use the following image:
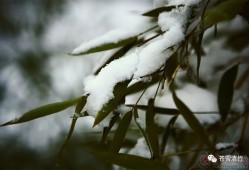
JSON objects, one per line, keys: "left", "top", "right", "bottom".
{"left": 197, "top": 154, "right": 220, "bottom": 168}
{"left": 197, "top": 154, "right": 211, "bottom": 168}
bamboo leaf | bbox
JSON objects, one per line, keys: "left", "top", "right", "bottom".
{"left": 127, "top": 105, "right": 179, "bottom": 115}
{"left": 161, "top": 116, "right": 178, "bottom": 154}
{"left": 94, "top": 42, "right": 136, "bottom": 75}
{"left": 164, "top": 53, "right": 179, "bottom": 89}
{"left": 101, "top": 112, "right": 120, "bottom": 145}
{"left": 58, "top": 116, "right": 78, "bottom": 157}
{"left": 71, "top": 36, "right": 137, "bottom": 56}
{"left": 133, "top": 108, "right": 153, "bottom": 157}
{"left": 172, "top": 87, "right": 211, "bottom": 147}
{"left": 1, "top": 97, "right": 81, "bottom": 126}
{"left": 93, "top": 80, "right": 130, "bottom": 127}
{"left": 109, "top": 110, "right": 132, "bottom": 153}
{"left": 204, "top": 0, "right": 245, "bottom": 28}
{"left": 218, "top": 64, "right": 239, "bottom": 122}
{"left": 58, "top": 95, "right": 88, "bottom": 157}
{"left": 196, "top": 32, "right": 204, "bottom": 84}
{"left": 75, "top": 95, "right": 88, "bottom": 114}
{"left": 142, "top": 5, "right": 184, "bottom": 17}
{"left": 92, "top": 151, "right": 167, "bottom": 170}
{"left": 145, "top": 99, "right": 160, "bottom": 159}
{"left": 126, "top": 75, "right": 161, "bottom": 95}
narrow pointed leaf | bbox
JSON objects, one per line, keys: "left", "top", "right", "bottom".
{"left": 126, "top": 75, "right": 161, "bottom": 95}
{"left": 92, "top": 152, "right": 167, "bottom": 170}
{"left": 93, "top": 80, "right": 130, "bottom": 126}
{"left": 161, "top": 116, "right": 178, "bottom": 154}
{"left": 218, "top": 64, "right": 239, "bottom": 122}
{"left": 1, "top": 97, "right": 81, "bottom": 126}
{"left": 196, "top": 32, "right": 204, "bottom": 83}
{"left": 204, "top": 0, "right": 245, "bottom": 28}
{"left": 172, "top": 88, "right": 211, "bottom": 147}
{"left": 145, "top": 99, "right": 160, "bottom": 159}
{"left": 165, "top": 52, "right": 179, "bottom": 83}
{"left": 58, "top": 116, "right": 78, "bottom": 157}
{"left": 109, "top": 110, "right": 132, "bottom": 153}
{"left": 94, "top": 42, "right": 136, "bottom": 75}
{"left": 142, "top": 5, "right": 184, "bottom": 17}
{"left": 133, "top": 108, "right": 153, "bottom": 157}
{"left": 127, "top": 105, "right": 179, "bottom": 115}
{"left": 59, "top": 95, "right": 88, "bottom": 157}
{"left": 75, "top": 95, "right": 88, "bottom": 114}
{"left": 71, "top": 30, "right": 137, "bottom": 55}
{"left": 101, "top": 112, "right": 120, "bottom": 145}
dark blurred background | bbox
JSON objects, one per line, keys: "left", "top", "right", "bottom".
{"left": 0, "top": 0, "right": 150, "bottom": 169}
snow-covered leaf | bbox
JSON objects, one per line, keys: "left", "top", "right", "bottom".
{"left": 109, "top": 110, "right": 132, "bottom": 153}
{"left": 204, "top": 0, "right": 245, "bottom": 28}
{"left": 142, "top": 5, "right": 184, "bottom": 17}
{"left": 126, "top": 75, "right": 161, "bottom": 95}
{"left": 92, "top": 151, "right": 167, "bottom": 169}
{"left": 93, "top": 80, "right": 130, "bottom": 127}
{"left": 71, "top": 29, "right": 137, "bottom": 56}
{"left": 218, "top": 64, "right": 238, "bottom": 122}
{"left": 1, "top": 97, "right": 82, "bottom": 126}
{"left": 94, "top": 43, "right": 135, "bottom": 75}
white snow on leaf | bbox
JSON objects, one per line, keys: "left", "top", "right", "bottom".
{"left": 71, "top": 29, "right": 138, "bottom": 55}
{"left": 215, "top": 143, "right": 238, "bottom": 150}
{"left": 158, "top": 6, "right": 188, "bottom": 32}
{"left": 134, "top": 36, "right": 174, "bottom": 78}
{"left": 134, "top": 6, "right": 187, "bottom": 78}
{"left": 167, "top": 0, "right": 202, "bottom": 6}
{"left": 84, "top": 53, "right": 139, "bottom": 116}
{"left": 82, "top": 0, "right": 203, "bottom": 122}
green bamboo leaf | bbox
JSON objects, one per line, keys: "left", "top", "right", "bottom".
{"left": 127, "top": 105, "right": 218, "bottom": 115}
{"left": 165, "top": 53, "right": 179, "bottom": 84}
{"left": 94, "top": 42, "right": 136, "bottom": 75}
{"left": 109, "top": 110, "right": 132, "bottom": 153}
{"left": 204, "top": 0, "right": 245, "bottom": 28}
{"left": 126, "top": 75, "right": 161, "bottom": 95}
{"left": 59, "top": 95, "right": 88, "bottom": 157}
{"left": 71, "top": 36, "right": 137, "bottom": 56}
{"left": 142, "top": 5, "right": 184, "bottom": 17}
{"left": 172, "top": 87, "right": 211, "bottom": 147}
{"left": 101, "top": 112, "right": 120, "bottom": 145}
{"left": 93, "top": 80, "right": 130, "bottom": 127}
{"left": 218, "top": 64, "right": 239, "bottom": 122}
{"left": 133, "top": 108, "right": 153, "bottom": 157}
{"left": 75, "top": 95, "right": 88, "bottom": 114}
{"left": 146, "top": 99, "right": 160, "bottom": 159}
{"left": 58, "top": 116, "right": 78, "bottom": 158}
{"left": 92, "top": 151, "right": 167, "bottom": 170}
{"left": 161, "top": 116, "right": 178, "bottom": 154}
{"left": 196, "top": 32, "right": 204, "bottom": 84}
{"left": 1, "top": 97, "right": 81, "bottom": 126}
{"left": 127, "top": 105, "right": 179, "bottom": 115}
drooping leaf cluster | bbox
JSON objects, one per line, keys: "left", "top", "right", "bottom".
{"left": 2, "top": 0, "right": 249, "bottom": 169}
